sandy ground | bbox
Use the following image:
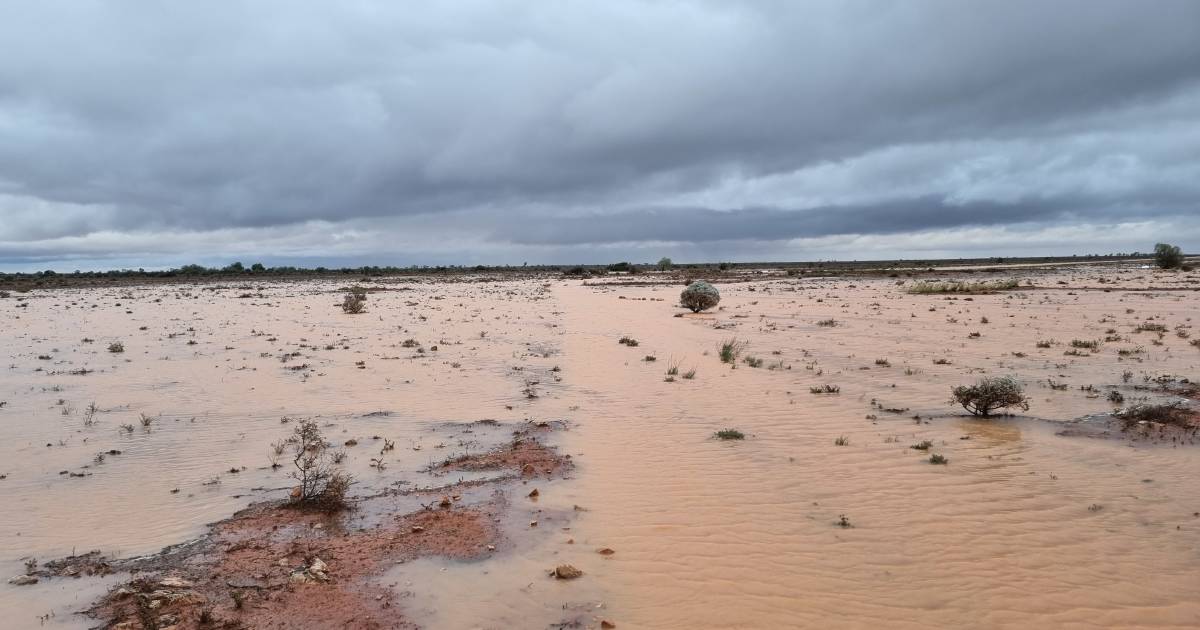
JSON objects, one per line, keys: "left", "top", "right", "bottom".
{"left": 1, "top": 263, "right": 1198, "bottom": 629}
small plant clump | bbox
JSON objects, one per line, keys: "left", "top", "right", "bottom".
{"left": 714, "top": 428, "right": 745, "bottom": 440}
{"left": 107, "top": 341, "right": 125, "bottom": 353}
{"left": 951, "top": 376, "right": 1030, "bottom": 417}
{"left": 929, "top": 453, "right": 949, "bottom": 465}
{"left": 618, "top": 336, "right": 640, "bottom": 347}
{"left": 718, "top": 338, "right": 747, "bottom": 363}
{"left": 910, "top": 440, "right": 933, "bottom": 451}
{"left": 680, "top": 280, "right": 721, "bottom": 313}
{"left": 341, "top": 288, "right": 367, "bottom": 314}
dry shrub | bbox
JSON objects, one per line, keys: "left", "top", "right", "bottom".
{"left": 952, "top": 376, "right": 1029, "bottom": 417}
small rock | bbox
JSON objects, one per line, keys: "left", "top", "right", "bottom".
{"left": 158, "top": 576, "right": 192, "bottom": 589}
{"left": 597, "top": 548, "right": 615, "bottom": 556}
{"left": 601, "top": 621, "right": 616, "bottom": 629}
{"left": 551, "top": 565, "right": 583, "bottom": 580}
{"left": 527, "top": 488, "right": 539, "bottom": 498}
{"left": 7, "top": 575, "right": 37, "bottom": 586}
{"left": 439, "top": 496, "right": 452, "bottom": 508}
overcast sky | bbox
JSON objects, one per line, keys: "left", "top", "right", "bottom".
{"left": 2, "top": 1, "right": 1198, "bottom": 271}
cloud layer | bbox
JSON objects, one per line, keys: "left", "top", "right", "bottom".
{"left": 1, "top": 1, "right": 1198, "bottom": 269}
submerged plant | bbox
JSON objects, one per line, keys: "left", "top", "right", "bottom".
{"left": 714, "top": 428, "right": 745, "bottom": 440}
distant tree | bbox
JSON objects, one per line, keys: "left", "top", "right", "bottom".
{"left": 250, "top": 262, "right": 266, "bottom": 272}
{"left": 658, "top": 257, "right": 673, "bottom": 271}
{"left": 224, "top": 261, "right": 245, "bottom": 273}
{"left": 1154, "top": 243, "right": 1184, "bottom": 269}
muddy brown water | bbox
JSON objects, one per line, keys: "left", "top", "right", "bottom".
{"left": 1, "top": 264, "right": 1198, "bottom": 629}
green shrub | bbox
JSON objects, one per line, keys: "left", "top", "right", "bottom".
{"left": 1154, "top": 243, "right": 1184, "bottom": 269}
{"left": 680, "top": 281, "right": 720, "bottom": 313}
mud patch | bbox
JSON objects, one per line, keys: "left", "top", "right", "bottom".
{"left": 38, "top": 429, "right": 575, "bottom": 629}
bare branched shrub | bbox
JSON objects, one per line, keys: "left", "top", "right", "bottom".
{"left": 952, "top": 376, "right": 1030, "bottom": 417}
{"left": 289, "top": 419, "right": 352, "bottom": 511}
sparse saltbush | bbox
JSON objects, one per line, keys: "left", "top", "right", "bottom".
{"left": 107, "top": 341, "right": 125, "bottom": 353}
{"left": 341, "top": 291, "right": 367, "bottom": 314}
{"left": 834, "top": 435, "right": 849, "bottom": 446}
{"left": 951, "top": 376, "right": 1029, "bottom": 417}
{"left": 714, "top": 428, "right": 744, "bottom": 440}
{"left": 929, "top": 453, "right": 949, "bottom": 465}
{"left": 810, "top": 384, "right": 840, "bottom": 394}
{"left": 618, "top": 336, "right": 640, "bottom": 347}
{"left": 680, "top": 280, "right": 720, "bottom": 313}
{"left": 816, "top": 318, "right": 838, "bottom": 327}
{"left": 910, "top": 440, "right": 933, "bottom": 451}
{"left": 743, "top": 355, "right": 763, "bottom": 368}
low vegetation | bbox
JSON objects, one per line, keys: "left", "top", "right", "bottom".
{"left": 714, "top": 428, "right": 745, "bottom": 440}
{"left": 1115, "top": 403, "right": 1195, "bottom": 430}
{"left": 718, "top": 338, "right": 747, "bottom": 363}
{"left": 907, "top": 279, "right": 1019, "bottom": 294}
{"left": 951, "top": 376, "right": 1030, "bottom": 417}
{"left": 341, "top": 289, "right": 367, "bottom": 314}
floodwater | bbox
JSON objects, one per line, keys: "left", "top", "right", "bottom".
{"left": 1, "top": 264, "right": 1198, "bottom": 629}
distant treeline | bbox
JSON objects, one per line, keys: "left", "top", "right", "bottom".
{"left": 0, "top": 253, "right": 1152, "bottom": 280}
{"left": 0, "top": 253, "right": 1159, "bottom": 288}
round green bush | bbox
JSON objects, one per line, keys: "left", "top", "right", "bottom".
{"left": 680, "top": 280, "right": 720, "bottom": 313}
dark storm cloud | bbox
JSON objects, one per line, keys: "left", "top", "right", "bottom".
{"left": 1, "top": 0, "right": 1198, "bottom": 267}
{"left": 491, "top": 198, "right": 1196, "bottom": 246}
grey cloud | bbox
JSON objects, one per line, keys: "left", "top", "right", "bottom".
{"left": 0, "top": 0, "right": 1198, "bottom": 266}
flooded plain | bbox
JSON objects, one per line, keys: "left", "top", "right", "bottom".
{"left": 1, "top": 263, "right": 1198, "bottom": 629}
